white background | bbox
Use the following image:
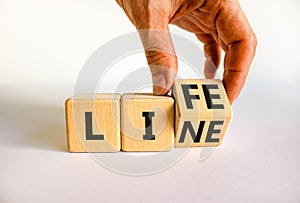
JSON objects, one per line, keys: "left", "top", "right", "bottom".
{"left": 0, "top": 0, "right": 300, "bottom": 202}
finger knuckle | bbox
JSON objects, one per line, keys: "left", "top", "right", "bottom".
{"left": 145, "top": 50, "right": 177, "bottom": 66}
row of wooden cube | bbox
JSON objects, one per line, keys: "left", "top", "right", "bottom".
{"left": 65, "top": 79, "right": 232, "bottom": 152}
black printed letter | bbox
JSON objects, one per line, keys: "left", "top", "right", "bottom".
{"left": 181, "top": 84, "right": 200, "bottom": 109}
{"left": 202, "top": 84, "right": 224, "bottom": 109}
{"left": 179, "top": 121, "right": 205, "bottom": 143}
{"left": 142, "top": 112, "right": 155, "bottom": 140}
{"left": 85, "top": 112, "right": 104, "bottom": 140}
{"left": 205, "top": 121, "right": 224, "bottom": 143}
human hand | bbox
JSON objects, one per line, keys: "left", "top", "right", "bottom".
{"left": 116, "top": 0, "right": 257, "bottom": 104}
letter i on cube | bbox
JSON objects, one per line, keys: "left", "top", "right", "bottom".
{"left": 121, "top": 93, "right": 174, "bottom": 152}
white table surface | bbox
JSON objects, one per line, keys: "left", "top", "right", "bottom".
{"left": 0, "top": 82, "right": 299, "bottom": 203}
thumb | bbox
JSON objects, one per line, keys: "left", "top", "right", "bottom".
{"left": 137, "top": 27, "right": 177, "bottom": 95}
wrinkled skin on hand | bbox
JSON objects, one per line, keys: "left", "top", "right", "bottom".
{"left": 116, "top": 0, "right": 257, "bottom": 104}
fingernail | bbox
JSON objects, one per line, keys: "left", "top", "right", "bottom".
{"left": 152, "top": 73, "right": 169, "bottom": 95}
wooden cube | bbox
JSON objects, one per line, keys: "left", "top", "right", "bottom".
{"left": 121, "top": 93, "right": 174, "bottom": 152}
{"left": 65, "top": 94, "right": 121, "bottom": 152}
{"left": 172, "top": 79, "right": 232, "bottom": 147}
